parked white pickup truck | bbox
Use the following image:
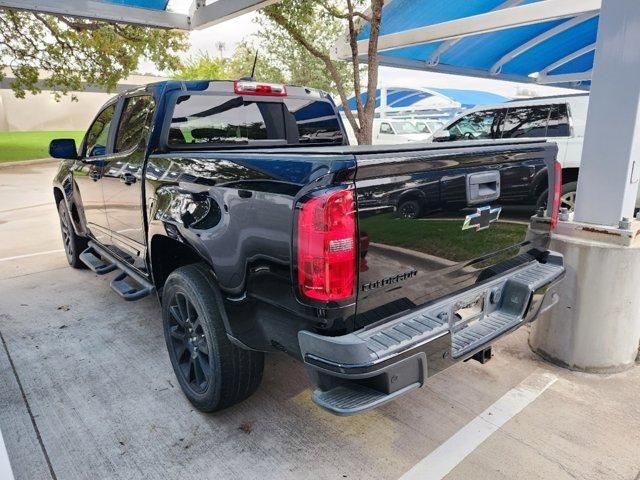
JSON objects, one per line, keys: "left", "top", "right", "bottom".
{"left": 373, "top": 118, "right": 433, "bottom": 145}
{"left": 433, "top": 94, "right": 588, "bottom": 210}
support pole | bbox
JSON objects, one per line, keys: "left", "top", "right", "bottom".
{"left": 573, "top": 0, "right": 640, "bottom": 226}
{"left": 380, "top": 86, "right": 388, "bottom": 119}
{"left": 531, "top": 0, "right": 640, "bottom": 371}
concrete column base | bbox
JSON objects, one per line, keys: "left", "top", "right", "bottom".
{"left": 529, "top": 217, "right": 640, "bottom": 373}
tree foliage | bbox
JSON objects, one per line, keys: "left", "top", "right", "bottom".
{"left": 172, "top": 43, "right": 285, "bottom": 83}
{"left": 263, "top": 0, "right": 384, "bottom": 145}
{"left": 0, "top": 9, "right": 187, "bottom": 99}
{"left": 173, "top": 26, "right": 349, "bottom": 95}
{"left": 249, "top": 11, "right": 353, "bottom": 95}
{"left": 226, "top": 42, "right": 287, "bottom": 83}
{"left": 172, "top": 52, "right": 229, "bottom": 81}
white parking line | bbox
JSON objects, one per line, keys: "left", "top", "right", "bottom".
{"left": 0, "top": 428, "right": 15, "bottom": 480}
{"left": 400, "top": 370, "right": 558, "bottom": 480}
{"left": 0, "top": 249, "right": 64, "bottom": 263}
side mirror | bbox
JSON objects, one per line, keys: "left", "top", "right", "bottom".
{"left": 49, "top": 139, "right": 78, "bottom": 160}
{"left": 432, "top": 129, "right": 450, "bottom": 142}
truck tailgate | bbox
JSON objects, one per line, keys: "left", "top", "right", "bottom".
{"left": 353, "top": 141, "right": 556, "bottom": 329}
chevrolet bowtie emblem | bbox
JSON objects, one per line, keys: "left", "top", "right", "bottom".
{"left": 462, "top": 206, "right": 502, "bottom": 231}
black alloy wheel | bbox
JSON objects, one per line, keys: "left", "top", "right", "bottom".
{"left": 162, "top": 264, "right": 264, "bottom": 412}
{"left": 167, "top": 291, "right": 211, "bottom": 393}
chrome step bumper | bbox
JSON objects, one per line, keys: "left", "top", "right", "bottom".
{"left": 299, "top": 252, "right": 565, "bottom": 415}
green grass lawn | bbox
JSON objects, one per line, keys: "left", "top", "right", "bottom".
{"left": 359, "top": 214, "right": 527, "bottom": 262}
{"left": 0, "top": 131, "right": 84, "bottom": 163}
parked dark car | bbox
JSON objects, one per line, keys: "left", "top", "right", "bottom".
{"left": 51, "top": 80, "right": 564, "bottom": 415}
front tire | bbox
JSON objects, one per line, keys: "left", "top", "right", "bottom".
{"left": 162, "top": 264, "right": 264, "bottom": 412}
{"left": 57, "top": 201, "right": 88, "bottom": 269}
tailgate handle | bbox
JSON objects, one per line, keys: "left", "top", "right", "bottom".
{"left": 466, "top": 171, "right": 500, "bottom": 205}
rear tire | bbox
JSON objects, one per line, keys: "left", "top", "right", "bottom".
{"left": 57, "top": 201, "right": 88, "bottom": 269}
{"left": 162, "top": 263, "right": 264, "bottom": 412}
{"left": 535, "top": 181, "right": 578, "bottom": 212}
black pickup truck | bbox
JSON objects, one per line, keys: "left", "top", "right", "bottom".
{"left": 50, "top": 79, "right": 565, "bottom": 415}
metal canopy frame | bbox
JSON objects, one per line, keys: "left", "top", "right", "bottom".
{"left": 333, "top": 0, "right": 602, "bottom": 87}
{"left": 0, "top": 0, "right": 277, "bottom": 30}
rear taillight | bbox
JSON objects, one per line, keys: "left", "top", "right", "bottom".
{"left": 234, "top": 81, "right": 287, "bottom": 97}
{"left": 550, "top": 161, "right": 562, "bottom": 229}
{"left": 297, "top": 189, "right": 357, "bottom": 302}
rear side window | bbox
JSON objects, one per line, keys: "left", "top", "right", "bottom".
{"left": 284, "top": 98, "right": 343, "bottom": 144}
{"left": 85, "top": 104, "right": 116, "bottom": 157}
{"left": 446, "top": 109, "right": 505, "bottom": 140}
{"left": 115, "top": 96, "right": 156, "bottom": 152}
{"left": 379, "top": 122, "right": 393, "bottom": 134}
{"left": 501, "top": 105, "right": 552, "bottom": 138}
{"left": 414, "top": 121, "right": 429, "bottom": 133}
{"left": 546, "top": 104, "right": 570, "bottom": 137}
{"left": 168, "top": 95, "right": 343, "bottom": 147}
{"left": 392, "top": 121, "right": 420, "bottom": 134}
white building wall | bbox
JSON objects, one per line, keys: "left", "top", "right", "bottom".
{"left": 0, "top": 90, "right": 115, "bottom": 132}
{"left": 0, "top": 72, "right": 167, "bottom": 132}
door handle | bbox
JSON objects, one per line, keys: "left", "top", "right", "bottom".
{"left": 238, "top": 189, "right": 252, "bottom": 199}
{"left": 120, "top": 173, "right": 137, "bottom": 185}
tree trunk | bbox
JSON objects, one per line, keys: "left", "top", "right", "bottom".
{"left": 355, "top": 116, "right": 373, "bottom": 145}
{"left": 357, "top": 0, "right": 383, "bottom": 145}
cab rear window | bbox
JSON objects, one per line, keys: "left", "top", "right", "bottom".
{"left": 168, "top": 94, "right": 344, "bottom": 147}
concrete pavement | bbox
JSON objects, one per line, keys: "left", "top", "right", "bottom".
{"left": 0, "top": 162, "right": 639, "bottom": 480}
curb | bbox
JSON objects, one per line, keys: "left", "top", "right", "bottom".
{"left": 368, "top": 242, "right": 477, "bottom": 274}
{"left": 0, "top": 158, "right": 56, "bottom": 170}
{"left": 370, "top": 242, "right": 457, "bottom": 268}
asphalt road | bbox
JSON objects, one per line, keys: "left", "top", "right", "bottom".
{"left": 0, "top": 161, "right": 639, "bottom": 480}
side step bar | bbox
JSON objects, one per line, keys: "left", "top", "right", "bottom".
{"left": 79, "top": 248, "right": 118, "bottom": 275}
{"left": 80, "top": 242, "right": 155, "bottom": 301}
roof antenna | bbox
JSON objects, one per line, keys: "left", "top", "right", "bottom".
{"left": 239, "top": 51, "right": 259, "bottom": 82}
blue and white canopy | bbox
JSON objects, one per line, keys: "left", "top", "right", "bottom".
{"left": 343, "top": 87, "right": 508, "bottom": 113}
{"left": 104, "top": 0, "right": 169, "bottom": 10}
{"left": 335, "top": 0, "right": 601, "bottom": 88}
{"left": 0, "top": 0, "right": 277, "bottom": 30}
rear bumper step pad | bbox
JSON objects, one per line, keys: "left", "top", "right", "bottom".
{"left": 314, "top": 383, "right": 420, "bottom": 416}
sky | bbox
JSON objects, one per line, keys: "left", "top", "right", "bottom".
{"left": 141, "top": 2, "right": 575, "bottom": 100}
